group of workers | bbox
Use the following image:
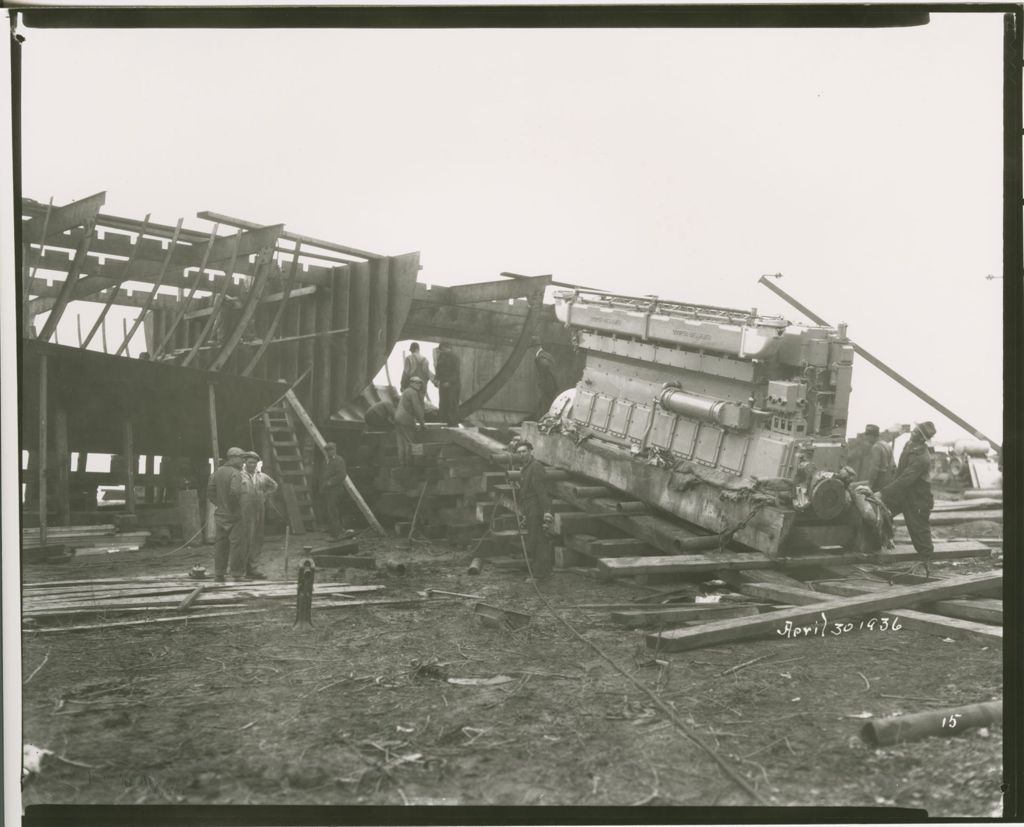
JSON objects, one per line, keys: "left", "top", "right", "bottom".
{"left": 857, "top": 420, "right": 938, "bottom": 560}
{"left": 207, "top": 447, "right": 279, "bottom": 582}
{"left": 207, "top": 441, "right": 354, "bottom": 581}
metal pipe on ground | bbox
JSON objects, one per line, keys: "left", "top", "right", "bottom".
{"left": 860, "top": 700, "right": 1001, "bottom": 747}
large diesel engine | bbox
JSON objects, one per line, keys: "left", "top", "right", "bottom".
{"left": 521, "top": 288, "right": 880, "bottom": 556}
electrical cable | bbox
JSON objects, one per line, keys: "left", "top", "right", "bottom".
{"left": 504, "top": 463, "right": 768, "bottom": 805}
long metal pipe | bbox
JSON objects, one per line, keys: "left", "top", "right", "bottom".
{"left": 860, "top": 700, "right": 1001, "bottom": 747}
{"left": 658, "top": 387, "right": 726, "bottom": 425}
{"left": 758, "top": 276, "right": 1002, "bottom": 457}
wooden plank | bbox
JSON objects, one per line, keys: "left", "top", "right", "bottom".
{"left": 731, "top": 581, "right": 1003, "bottom": 643}
{"left": 368, "top": 257, "right": 390, "bottom": 375}
{"left": 931, "top": 498, "right": 1003, "bottom": 511}
{"left": 25, "top": 609, "right": 270, "bottom": 633}
{"left": 647, "top": 572, "right": 1002, "bottom": 651}
{"left": 446, "top": 275, "right": 552, "bottom": 305}
{"left": 346, "top": 260, "right": 371, "bottom": 398}
{"left": 810, "top": 581, "right": 1003, "bottom": 625}
{"left": 610, "top": 604, "right": 761, "bottom": 628}
{"left": 550, "top": 512, "right": 619, "bottom": 537}
{"left": 280, "top": 483, "right": 307, "bottom": 536}
{"left": 315, "top": 280, "right": 334, "bottom": 422}
{"left": 54, "top": 409, "right": 70, "bottom": 525}
{"left": 37, "top": 219, "right": 99, "bottom": 341}
{"left": 330, "top": 266, "right": 351, "bottom": 412}
{"left": 599, "top": 540, "right": 993, "bottom": 577}
{"left": 22, "top": 191, "right": 106, "bottom": 242}
{"left": 895, "top": 509, "right": 1002, "bottom": 525}
{"left": 571, "top": 536, "right": 656, "bottom": 558}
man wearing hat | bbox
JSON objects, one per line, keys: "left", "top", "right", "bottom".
{"left": 879, "top": 421, "right": 937, "bottom": 561}
{"left": 860, "top": 424, "right": 895, "bottom": 492}
{"left": 320, "top": 442, "right": 349, "bottom": 540}
{"left": 400, "top": 342, "right": 434, "bottom": 391}
{"left": 207, "top": 447, "right": 247, "bottom": 582}
{"left": 394, "top": 377, "right": 427, "bottom": 463}
{"left": 239, "top": 452, "right": 278, "bottom": 579}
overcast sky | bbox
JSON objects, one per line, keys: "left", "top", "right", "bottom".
{"left": 16, "top": 12, "right": 1005, "bottom": 444}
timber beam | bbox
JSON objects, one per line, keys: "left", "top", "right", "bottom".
{"left": 416, "top": 275, "right": 551, "bottom": 305}
{"left": 29, "top": 224, "right": 288, "bottom": 312}
{"left": 21, "top": 192, "right": 106, "bottom": 242}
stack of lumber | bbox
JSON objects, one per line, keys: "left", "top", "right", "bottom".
{"left": 22, "top": 576, "right": 389, "bottom": 629}
{"left": 22, "top": 525, "right": 151, "bottom": 555}
{"left": 634, "top": 568, "right": 1001, "bottom": 653}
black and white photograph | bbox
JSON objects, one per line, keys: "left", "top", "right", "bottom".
{"left": 2, "top": 5, "right": 1014, "bottom": 823}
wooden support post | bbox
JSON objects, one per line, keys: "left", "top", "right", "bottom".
{"left": 347, "top": 261, "right": 370, "bottom": 398}
{"left": 54, "top": 409, "right": 70, "bottom": 526}
{"left": 123, "top": 420, "right": 136, "bottom": 514}
{"left": 293, "top": 559, "right": 316, "bottom": 630}
{"left": 38, "top": 353, "right": 48, "bottom": 546}
{"left": 144, "top": 454, "right": 155, "bottom": 504}
{"left": 330, "top": 266, "right": 350, "bottom": 412}
{"left": 315, "top": 284, "right": 334, "bottom": 422}
{"left": 204, "top": 384, "right": 220, "bottom": 542}
{"left": 283, "top": 389, "right": 386, "bottom": 537}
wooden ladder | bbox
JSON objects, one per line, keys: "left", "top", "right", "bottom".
{"left": 262, "top": 400, "right": 316, "bottom": 534}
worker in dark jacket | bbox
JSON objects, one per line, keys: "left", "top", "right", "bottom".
{"left": 514, "top": 441, "right": 554, "bottom": 580}
{"left": 532, "top": 336, "right": 559, "bottom": 420}
{"left": 879, "top": 421, "right": 936, "bottom": 559}
{"left": 859, "top": 424, "right": 895, "bottom": 492}
{"left": 207, "top": 446, "right": 246, "bottom": 582}
{"left": 394, "top": 376, "right": 427, "bottom": 463}
{"left": 320, "top": 442, "right": 349, "bottom": 539}
{"left": 433, "top": 341, "right": 462, "bottom": 427}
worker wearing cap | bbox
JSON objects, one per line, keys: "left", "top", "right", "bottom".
{"left": 239, "top": 452, "right": 278, "bottom": 579}
{"left": 514, "top": 441, "right": 554, "bottom": 580}
{"left": 320, "top": 443, "right": 349, "bottom": 540}
{"left": 400, "top": 342, "right": 434, "bottom": 391}
{"left": 364, "top": 398, "right": 397, "bottom": 432}
{"left": 433, "top": 341, "right": 462, "bottom": 427}
{"left": 532, "top": 336, "right": 559, "bottom": 420}
{"left": 879, "top": 421, "right": 937, "bottom": 559}
{"left": 860, "top": 424, "right": 895, "bottom": 493}
{"left": 394, "top": 377, "right": 427, "bottom": 463}
{"left": 207, "top": 447, "right": 247, "bottom": 582}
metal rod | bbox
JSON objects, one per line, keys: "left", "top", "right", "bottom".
{"left": 757, "top": 275, "right": 1002, "bottom": 456}
{"left": 38, "top": 352, "right": 48, "bottom": 547}
{"left": 197, "top": 210, "right": 382, "bottom": 261}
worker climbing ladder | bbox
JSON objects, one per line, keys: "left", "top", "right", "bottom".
{"left": 261, "top": 390, "right": 388, "bottom": 538}
{"left": 261, "top": 399, "right": 317, "bottom": 535}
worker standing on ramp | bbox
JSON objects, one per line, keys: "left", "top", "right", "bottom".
{"left": 532, "top": 336, "right": 559, "bottom": 420}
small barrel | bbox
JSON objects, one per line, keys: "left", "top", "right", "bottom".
{"left": 467, "top": 557, "right": 483, "bottom": 576}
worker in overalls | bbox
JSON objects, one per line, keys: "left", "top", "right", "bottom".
{"left": 394, "top": 377, "right": 427, "bottom": 464}
{"left": 208, "top": 447, "right": 246, "bottom": 582}
{"left": 239, "top": 452, "right": 278, "bottom": 579}
{"left": 879, "top": 420, "right": 936, "bottom": 563}
{"left": 859, "top": 424, "right": 895, "bottom": 492}
{"left": 514, "top": 441, "right": 554, "bottom": 581}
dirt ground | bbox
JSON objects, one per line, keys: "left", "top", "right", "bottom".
{"left": 20, "top": 522, "right": 1004, "bottom": 816}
